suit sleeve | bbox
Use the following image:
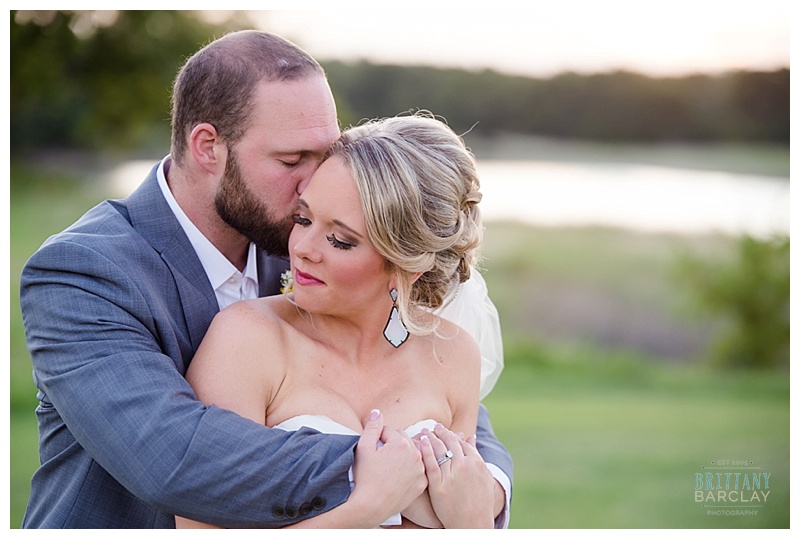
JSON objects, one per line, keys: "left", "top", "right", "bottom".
{"left": 21, "top": 239, "right": 357, "bottom": 528}
{"left": 476, "top": 403, "right": 513, "bottom": 527}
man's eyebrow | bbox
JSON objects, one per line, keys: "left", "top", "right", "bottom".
{"left": 276, "top": 149, "right": 325, "bottom": 159}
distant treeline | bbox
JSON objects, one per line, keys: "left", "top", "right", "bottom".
{"left": 10, "top": 10, "right": 789, "bottom": 153}
{"left": 325, "top": 62, "right": 789, "bottom": 143}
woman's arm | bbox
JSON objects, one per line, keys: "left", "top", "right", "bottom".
{"left": 176, "top": 301, "right": 281, "bottom": 528}
{"left": 184, "top": 301, "right": 277, "bottom": 425}
{"left": 418, "top": 327, "right": 494, "bottom": 528}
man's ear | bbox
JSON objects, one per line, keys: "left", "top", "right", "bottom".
{"left": 188, "top": 123, "right": 225, "bottom": 174}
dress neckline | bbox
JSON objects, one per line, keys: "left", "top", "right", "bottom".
{"left": 272, "top": 414, "right": 438, "bottom": 437}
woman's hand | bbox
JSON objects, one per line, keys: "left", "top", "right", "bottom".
{"left": 419, "top": 425, "right": 495, "bottom": 528}
{"left": 349, "top": 409, "right": 428, "bottom": 526}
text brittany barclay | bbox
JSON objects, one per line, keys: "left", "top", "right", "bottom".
{"left": 695, "top": 471, "right": 770, "bottom": 503}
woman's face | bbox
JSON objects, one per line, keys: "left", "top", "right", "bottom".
{"left": 288, "top": 156, "right": 392, "bottom": 317}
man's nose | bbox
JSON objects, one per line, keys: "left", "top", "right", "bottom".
{"left": 296, "top": 175, "right": 312, "bottom": 195}
{"left": 296, "top": 160, "right": 322, "bottom": 195}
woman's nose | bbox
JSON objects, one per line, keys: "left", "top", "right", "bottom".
{"left": 291, "top": 228, "right": 322, "bottom": 263}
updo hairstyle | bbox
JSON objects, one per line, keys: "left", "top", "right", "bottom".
{"left": 326, "top": 112, "right": 483, "bottom": 336}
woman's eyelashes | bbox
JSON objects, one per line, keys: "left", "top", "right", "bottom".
{"left": 326, "top": 234, "right": 355, "bottom": 251}
{"left": 292, "top": 215, "right": 356, "bottom": 251}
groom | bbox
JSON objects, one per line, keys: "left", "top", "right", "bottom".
{"left": 20, "top": 30, "right": 512, "bottom": 528}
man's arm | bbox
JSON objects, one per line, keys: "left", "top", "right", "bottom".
{"left": 21, "top": 239, "right": 356, "bottom": 527}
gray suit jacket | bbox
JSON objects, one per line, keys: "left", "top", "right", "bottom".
{"left": 20, "top": 162, "right": 512, "bottom": 528}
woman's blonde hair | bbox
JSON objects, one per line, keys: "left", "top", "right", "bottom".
{"left": 326, "top": 111, "right": 483, "bottom": 336}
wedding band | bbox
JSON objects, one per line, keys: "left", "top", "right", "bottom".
{"left": 437, "top": 450, "right": 453, "bottom": 466}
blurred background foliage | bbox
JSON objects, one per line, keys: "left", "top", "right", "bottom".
{"left": 11, "top": 10, "right": 789, "bottom": 156}
{"left": 11, "top": 10, "right": 250, "bottom": 152}
{"left": 676, "top": 235, "right": 789, "bottom": 370}
{"left": 9, "top": 9, "right": 790, "bottom": 528}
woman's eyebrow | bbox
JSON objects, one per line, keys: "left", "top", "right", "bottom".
{"left": 297, "top": 199, "right": 362, "bottom": 238}
{"left": 332, "top": 219, "right": 363, "bottom": 238}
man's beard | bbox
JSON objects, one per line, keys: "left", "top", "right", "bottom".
{"left": 215, "top": 150, "right": 292, "bottom": 257}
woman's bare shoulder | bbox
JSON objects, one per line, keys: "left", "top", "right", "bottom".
{"left": 214, "top": 295, "right": 291, "bottom": 329}
{"left": 199, "top": 296, "right": 295, "bottom": 359}
{"left": 433, "top": 316, "right": 481, "bottom": 363}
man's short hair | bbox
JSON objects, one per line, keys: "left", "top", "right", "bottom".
{"left": 170, "top": 30, "right": 324, "bottom": 164}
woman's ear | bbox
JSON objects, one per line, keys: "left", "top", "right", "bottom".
{"left": 188, "top": 123, "right": 225, "bottom": 175}
{"left": 387, "top": 272, "right": 422, "bottom": 301}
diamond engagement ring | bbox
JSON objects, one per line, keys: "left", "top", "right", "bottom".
{"left": 437, "top": 450, "right": 454, "bottom": 466}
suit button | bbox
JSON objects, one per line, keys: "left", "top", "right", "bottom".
{"left": 311, "top": 496, "right": 326, "bottom": 510}
{"left": 272, "top": 506, "right": 285, "bottom": 518}
{"left": 285, "top": 506, "right": 298, "bottom": 518}
{"left": 299, "top": 502, "right": 312, "bottom": 516}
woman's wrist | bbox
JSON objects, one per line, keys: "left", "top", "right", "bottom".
{"left": 340, "top": 491, "right": 392, "bottom": 528}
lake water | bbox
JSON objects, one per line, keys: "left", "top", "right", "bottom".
{"left": 477, "top": 160, "right": 789, "bottom": 237}
{"left": 110, "top": 158, "right": 790, "bottom": 238}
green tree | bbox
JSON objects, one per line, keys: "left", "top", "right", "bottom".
{"left": 10, "top": 10, "right": 251, "bottom": 153}
{"left": 677, "top": 235, "right": 789, "bottom": 369}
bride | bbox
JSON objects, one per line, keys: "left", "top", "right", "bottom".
{"left": 177, "top": 113, "right": 497, "bottom": 528}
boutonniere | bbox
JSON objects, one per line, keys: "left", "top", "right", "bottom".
{"left": 279, "top": 270, "right": 294, "bottom": 295}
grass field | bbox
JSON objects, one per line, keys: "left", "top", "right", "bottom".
{"left": 8, "top": 147, "right": 790, "bottom": 529}
{"left": 483, "top": 354, "right": 789, "bottom": 528}
{"left": 9, "top": 358, "right": 790, "bottom": 528}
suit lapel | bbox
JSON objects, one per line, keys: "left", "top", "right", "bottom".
{"left": 125, "top": 162, "right": 292, "bottom": 350}
{"left": 257, "top": 252, "right": 290, "bottom": 297}
{"left": 126, "top": 163, "right": 219, "bottom": 352}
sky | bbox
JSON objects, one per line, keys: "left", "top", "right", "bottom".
{"left": 245, "top": 2, "right": 790, "bottom": 78}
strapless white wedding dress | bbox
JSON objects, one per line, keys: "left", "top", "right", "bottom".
{"left": 273, "top": 414, "right": 437, "bottom": 437}
{"left": 273, "top": 415, "right": 439, "bottom": 527}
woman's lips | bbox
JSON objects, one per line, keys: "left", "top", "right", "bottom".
{"left": 294, "top": 268, "right": 325, "bottom": 286}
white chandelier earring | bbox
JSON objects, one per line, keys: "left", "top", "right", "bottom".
{"left": 383, "top": 288, "right": 409, "bottom": 348}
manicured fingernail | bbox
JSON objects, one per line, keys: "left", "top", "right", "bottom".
{"left": 420, "top": 435, "right": 430, "bottom": 446}
{"left": 421, "top": 428, "right": 430, "bottom": 435}
{"left": 435, "top": 423, "right": 444, "bottom": 430}
{"left": 370, "top": 409, "right": 381, "bottom": 420}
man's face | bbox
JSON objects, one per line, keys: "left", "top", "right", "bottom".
{"left": 215, "top": 76, "right": 339, "bottom": 256}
